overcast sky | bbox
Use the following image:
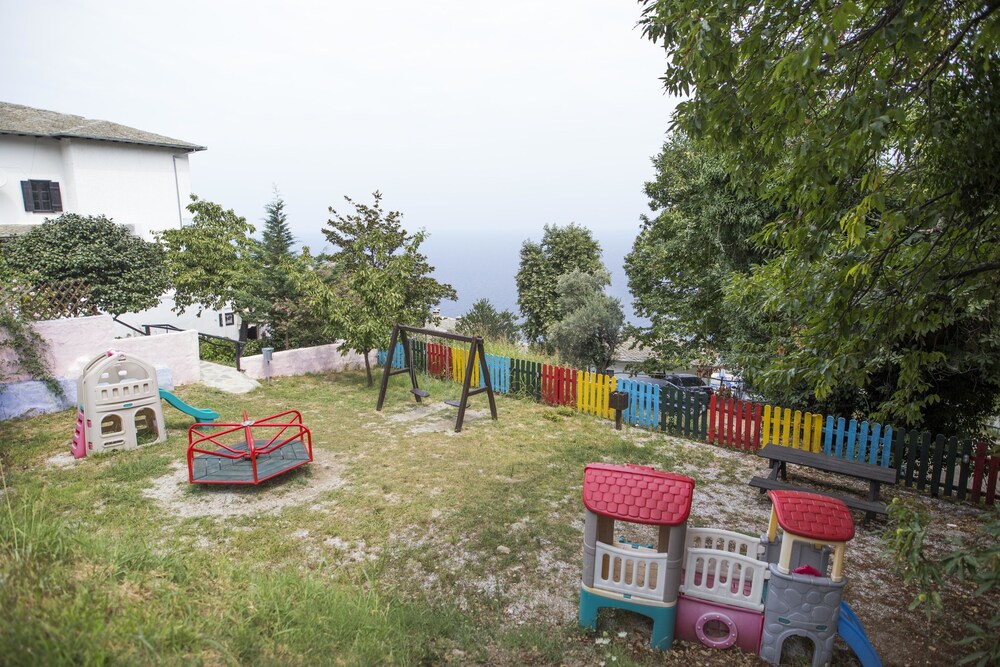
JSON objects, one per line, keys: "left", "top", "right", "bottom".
{"left": 3, "top": 0, "right": 678, "bottom": 315}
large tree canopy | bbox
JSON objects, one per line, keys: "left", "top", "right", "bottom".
{"left": 2, "top": 213, "right": 169, "bottom": 316}
{"left": 640, "top": 1, "right": 1000, "bottom": 432}
{"left": 158, "top": 195, "right": 268, "bottom": 337}
{"left": 516, "top": 223, "right": 604, "bottom": 345}
{"left": 625, "top": 134, "right": 775, "bottom": 369}
{"left": 318, "top": 191, "right": 456, "bottom": 385}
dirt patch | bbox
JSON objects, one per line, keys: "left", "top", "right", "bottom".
{"left": 142, "top": 449, "right": 347, "bottom": 519}
{"left": 45, "top": 452, "right": 79, "bottom": 469}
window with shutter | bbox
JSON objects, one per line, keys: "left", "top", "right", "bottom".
{"left": 20, "top": 180, "right": 63, "bottom": 213}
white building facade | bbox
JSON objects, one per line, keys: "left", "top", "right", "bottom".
{"left": 0, "top": 102, "right": 242, "bottom": 338}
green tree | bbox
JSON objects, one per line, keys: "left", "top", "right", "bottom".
{"left": 639, "top": 1, "right": 1000, "bottom": 432}
{"left": 625, "top": 133, "right": 775, "bottom": 369}
{"left": 516, "top": 223, "right": 604, "bottom": 345}
{"left": 257, "top": 189, "right": 305, "bottom": 349}
{"left": 260, "top": 187, "right": 295, "bottom": 264}
{"left": 319, "top": 191, "right": 456, "bottom": 386}
{"left": 157, "top": 195, "right": 267, "bottom": 340}
{"left": 547, "top": 270, "right": 624, "bottom": 372}
{"left": 456, "top": 299, "right": 519, "bottom": 344}
{"left": 1, "top": 213, "right": 169, "bottom": 316}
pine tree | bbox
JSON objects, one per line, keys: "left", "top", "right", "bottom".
{"left": 261, "top": 188, "right": 295, "bottom": 265}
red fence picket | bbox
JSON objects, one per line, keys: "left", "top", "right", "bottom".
{"left": 970, "top": 441, "right": 998, "bottom": 505}
{"left": 427, "top": 343, "right": 452, "bottom": 378}
{"left": 707, "top": 395, "right": 763, "bottom": 450}
{"left": 541, "top": 364, "right": 577, "bottom": 407}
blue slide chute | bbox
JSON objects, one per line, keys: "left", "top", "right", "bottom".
{"left": 159, "top": 389, "right": 219, "bottom": 423}
{"left": 838, "top": 602, "right": 881, "bottom": 667}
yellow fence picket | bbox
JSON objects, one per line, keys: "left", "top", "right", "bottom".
{"left": 577, "top": 371, "right": 617, "bottom": 419}
{"left": 450, "top": 345, "right": 479, "bottom": 387}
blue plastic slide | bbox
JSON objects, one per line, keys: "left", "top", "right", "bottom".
{"left": 159, "top": 389, "right": 219, "bottom": 423}
{"left": 838, "top": 601, "right": 882, "bottom": 667}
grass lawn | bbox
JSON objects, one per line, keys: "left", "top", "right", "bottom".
{"left": 0, "top": 371, "right": 993, "bottom": 666}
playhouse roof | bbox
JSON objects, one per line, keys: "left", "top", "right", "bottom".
{"left": 768, "top": 490, "right": 855, "bottom": 543}
{"left": 582, "top": 463, "right": 694, "bottom": 526}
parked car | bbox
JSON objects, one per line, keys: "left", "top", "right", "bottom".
{"left": 662, "top": 373, "right": 713, "bottom": 396}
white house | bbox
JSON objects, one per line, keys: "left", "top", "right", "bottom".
{"left": 0, "top": 101, "right": 243, "bottom": 338}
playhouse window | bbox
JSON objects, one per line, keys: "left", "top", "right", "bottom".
{"left": 101, "top": 415, "right": 123, "bottom": 436}
{"left": 20, "top": 180, "right": 63, "bottom": 213}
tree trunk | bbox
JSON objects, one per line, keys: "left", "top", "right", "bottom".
{"left": 363, "top": 348, "right": 373, "bottom": 386}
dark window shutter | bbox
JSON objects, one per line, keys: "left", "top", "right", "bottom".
{"left": 49, "top": 182, "right": 62, "bottom": 211}
{"left": 21, "top": 181, "right": 34, "bottom": 211}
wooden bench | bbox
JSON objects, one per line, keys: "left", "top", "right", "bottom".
{"left": 750, "top": 445, "right": 897, "bottom": 524}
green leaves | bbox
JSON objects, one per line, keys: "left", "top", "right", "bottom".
{"left": 547, "top": 271, "right": 624, "bottom": 372}
{"left": 319, "top": 192, "right": 456, "bottom": 385}
{"left": 639, "top": 0, "right": 1000, "bottom": 432}
{"left": 515, "top": 224, "right": 604, "bottom": 345}
{"left": 157, "top": 195, "right": 265, "bottom": 322}
{"left": 456, "top": 299, "right": 519, "bottom": 344}
{"left": 2, "top": 213, "right": 169, "bottom": 316}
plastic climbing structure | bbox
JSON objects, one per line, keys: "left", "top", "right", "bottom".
{"left": 579, "top": 463, "right": 882, "bottom": 667}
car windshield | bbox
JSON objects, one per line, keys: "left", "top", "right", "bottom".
{"left": 677, "top": 376, "right": 705, "bottom": 387}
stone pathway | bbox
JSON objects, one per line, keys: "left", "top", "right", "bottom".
{"left": 199, "top": 361, "right": 260, "bottom": 394}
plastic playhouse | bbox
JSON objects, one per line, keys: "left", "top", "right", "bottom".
{"left": 187, "top": 410, "right": 313, "bottom": 485}
{"left": 72, "top": 351, "right": 166, "bottom": 458}
{"left": 579, "top": 463, "right": 881, "bottom": 667}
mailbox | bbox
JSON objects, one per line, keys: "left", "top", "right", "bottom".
{"left": 262, "top": 347, "right": 274, "bottom": 362}
{"left": 608, "top": 391, "right": 629, "bottom": 411}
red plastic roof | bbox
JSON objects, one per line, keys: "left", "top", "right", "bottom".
{"left": 768, "top": 490, "right": 855, "bottom": 543}
{"left": 582, "top": 463, "right": 695, "bottom": 526}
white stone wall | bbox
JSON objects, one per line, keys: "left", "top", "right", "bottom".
{"left": 0, "top": 135, "right": 194, "bottom": 238}
{"left": 241, "top": 342, "right": 375, "bottom": 380}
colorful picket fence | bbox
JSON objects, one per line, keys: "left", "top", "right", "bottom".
{"left": 707, "top": 395, "right": 762, "bottom": 451}
{"left": 377, "top": 341, "right": 999, "bottom": 506}
{"left": 820, "top": 416, "right": 894, "bottom": 467}
{"left": 577, "top": 371, "right": 617, "bottom": 419}
{"left": 377, "top": 343, "right": 406, "bottom": 370}
{"left": 893, "top": 432, "right": 999, "bottom": 504}
{"left": 541, "top": 364, "right": 576, "bottom": 406}
{"left": 427, "top": 342, "right": 452, "bottom": 378}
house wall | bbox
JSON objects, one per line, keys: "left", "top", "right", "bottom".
{"left": 0, "top": 135, "right": 192, "bottom": 238}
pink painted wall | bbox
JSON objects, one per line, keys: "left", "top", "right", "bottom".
{"left": 0, "top": 315, "right": 200, "bottom": 385}
{"left": 241, "top": 342, "right": 374, "bottom": 380}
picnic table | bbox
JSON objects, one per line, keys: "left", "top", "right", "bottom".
{"left": 749, "top": 444, "right": 897, "bottom": 524}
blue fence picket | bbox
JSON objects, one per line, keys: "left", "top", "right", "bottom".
{"left": 620, "top": 378, "right": 659, "bottom": 429}
{"left": 480, "top": 353, "right": 510, "bottom": 394}
{"left": 377, "top": 343, "right": 406, "bottom": 369}
{"left": 879, "top": 426, "right": 892, "bottom": 467}
{"left": 820, "top": 417, "right": 895, "bottom": 468}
